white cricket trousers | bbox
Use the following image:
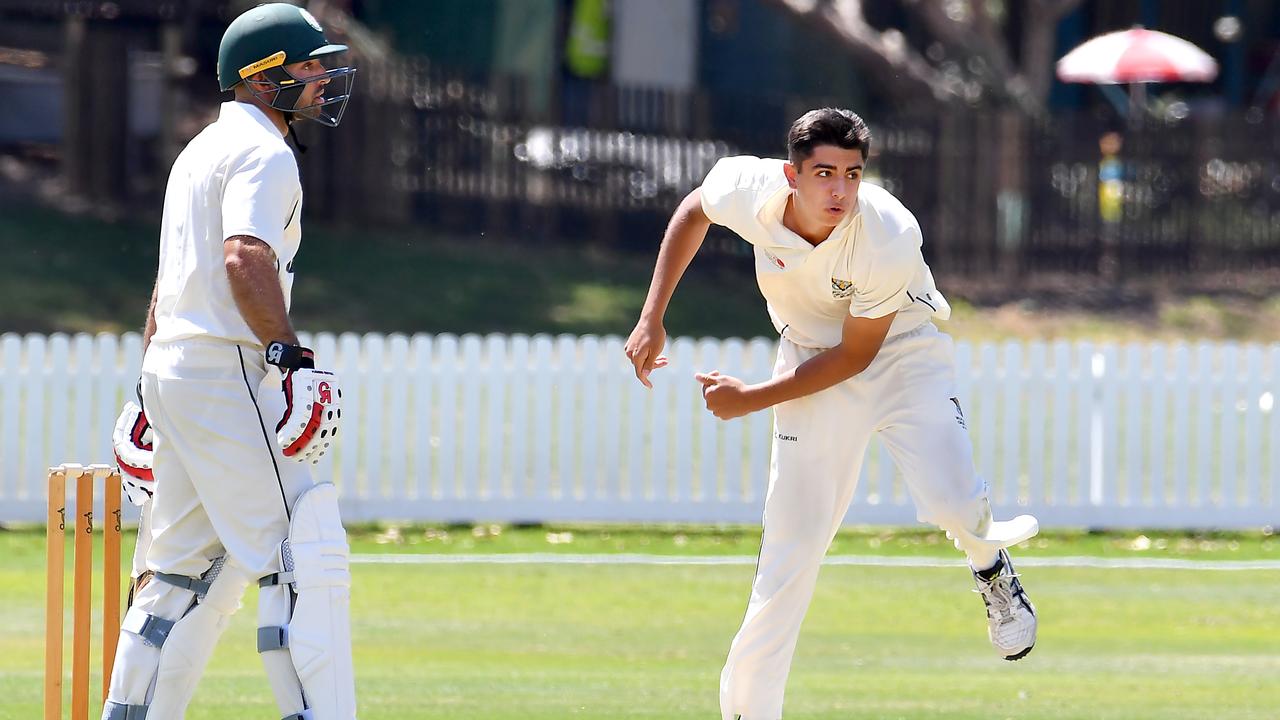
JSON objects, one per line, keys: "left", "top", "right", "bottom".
{"left": 720, "top": 323, "right": 992, "bottom": 720}
{"left": 104, "top": 338, "right": 319, "bottom": 715}
{"left": 138, "top": 338, "right": 314, "bottom": 579}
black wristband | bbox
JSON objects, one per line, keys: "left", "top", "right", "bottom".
{"left": 265, "top": 341, "right": 315, "bottom": 370}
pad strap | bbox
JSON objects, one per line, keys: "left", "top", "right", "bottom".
{"left": 259, "top": 571, "right": 296, "bottom": 588}
{"left": 283, "top": 712, "right": 313, "bottom": 720}
{"left": 103, "top": 701, "right": 149, "bottom": 719}
{"left": 153, "top": 572, "right": 211, "bottom": 597}
{"left": 121, "top": 606, "right": 175, "bottom": 648}
{"left": 258, "top": 625, "right": 290, "bottom": 652}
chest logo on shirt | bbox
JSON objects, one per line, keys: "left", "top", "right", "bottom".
{"left": 831, "top": 278, "right": 854, "bottom": 298}
{"left": 764, "top": 250, "right": 786, "bottom": 269}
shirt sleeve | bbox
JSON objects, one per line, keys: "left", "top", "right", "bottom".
{"left": 699, "top": 156, "right": 758, "bottom": 232}
{"left": 848, "top": 229, "right": 922, "bottom": 320}
{"left": 221, "top": 146, "right": 300, "bottom": 258}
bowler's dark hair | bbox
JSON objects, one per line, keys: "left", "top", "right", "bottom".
{"left": 787, "top": 108, "right": 871, "bottom": 165}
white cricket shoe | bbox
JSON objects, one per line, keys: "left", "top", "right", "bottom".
{"left": 972, "top": 549, "right": 1036, "bottom": 660}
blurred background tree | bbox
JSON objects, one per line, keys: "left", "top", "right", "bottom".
{"left": 767, "top": 0, "right": 1086, "bottom": 117}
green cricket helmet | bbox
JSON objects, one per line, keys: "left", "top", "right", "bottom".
{"left": 217, "top": 3, "right": 356, "bottom": 127}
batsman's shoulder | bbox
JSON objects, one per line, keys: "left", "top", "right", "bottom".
{"left": 255, "top": 137, "right": 300, "bottom": 171}
{"left": 223, "top": 138, "right": 301, "bottom": 187}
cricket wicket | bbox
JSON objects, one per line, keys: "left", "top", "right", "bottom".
{"left": 45, "top": 463, "right": 123, "bottom": 720}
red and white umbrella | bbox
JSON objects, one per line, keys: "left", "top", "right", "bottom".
{"left": 1057, "top": 27, "right": 1218, "bottom": 85}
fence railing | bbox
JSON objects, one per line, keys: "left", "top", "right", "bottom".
{"left": 2, "top": 332, "right": 1277, "bottom": 528}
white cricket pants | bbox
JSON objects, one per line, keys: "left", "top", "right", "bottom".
{"left": 105, "top": 338, "right": 316, "bottom": 712}
{"left": 138, "top": 338, "right": 314, "bottom": 578}
{"left": 720, "top": 323, "right": 992, "bottom": 720}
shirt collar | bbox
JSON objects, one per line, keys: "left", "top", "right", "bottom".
{"left": 763, "top": 187, "right": 859, "bottom": 248}
{"left": 219, "top": 100, "right": 286, "bottom": 138}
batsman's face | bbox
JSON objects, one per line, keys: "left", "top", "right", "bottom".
{"left": 286, "top": 58, "right": 331, "bottom": 109}
{"left": 785, "top": 145, "right": 865, "bottom": 229}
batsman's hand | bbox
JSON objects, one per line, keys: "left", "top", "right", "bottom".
{"left": 624, "top": 318, "right": 670, "bottom": 388}
{"left": 267, "top": 342, "right": 342, "bottom": 464}
{"left": 112, "top": 399, "right": 155, "bottom": 506}
{"left": 695, "top": 371, "right": 758, "bottom": 420}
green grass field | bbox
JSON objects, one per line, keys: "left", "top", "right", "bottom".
{"left": 0, "top": 206, "right": 773, "bottom": 339}
{"left": 4, "top": 526, "right": 1278, "bottom": 719}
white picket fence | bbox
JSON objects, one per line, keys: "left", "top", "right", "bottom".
{"left": 1, "top": 332, "right": 1277, "bottom": 528}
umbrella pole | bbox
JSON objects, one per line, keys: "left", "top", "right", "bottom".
{"left": 1128, "top": 82, "right": 1147, "bottom": 128}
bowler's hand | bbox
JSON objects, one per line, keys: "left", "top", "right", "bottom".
{"left": 695, "top": 371, "right": 758, "bottom": 420}
{"left": 624, "top": 318, "right": 670, "bottom": 388}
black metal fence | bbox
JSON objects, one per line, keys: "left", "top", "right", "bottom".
{"left": 288, "top": 56, "right": 1280, "bottom": 277}
{"left": 5, "top": 37, "right": 1280, "bottom": 278}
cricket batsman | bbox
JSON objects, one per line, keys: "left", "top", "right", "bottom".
{"left": 103, "top": 4, "right": 357, "bottom": 718}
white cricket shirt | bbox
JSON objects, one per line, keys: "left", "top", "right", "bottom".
{"left": 150, "top": 101, "right": 303, "bottom": 348}
{"left": 700, "top": 155, "right": 950, "bottom": 349}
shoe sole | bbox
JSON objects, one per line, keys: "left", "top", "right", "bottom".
{"left": 1002, "top": 643, "right": 1035, "bottom": 661}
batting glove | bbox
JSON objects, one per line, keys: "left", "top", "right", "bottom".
{"left": 266, "top": 341, "right": 343, "bottom": 464}
{"left": 112, "top": 399, "right": 155, "bottom": 506}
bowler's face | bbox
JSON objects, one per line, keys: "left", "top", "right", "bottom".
{"left": 787, "top": 145, "right": 865, "bottom": 228}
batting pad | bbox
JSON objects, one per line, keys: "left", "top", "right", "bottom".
{"left": 275, "top": 482, "right": 357, "bottom": 719}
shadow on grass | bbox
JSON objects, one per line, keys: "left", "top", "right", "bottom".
{"left": 0, "top": 206, "right": 774, "bottom": 339}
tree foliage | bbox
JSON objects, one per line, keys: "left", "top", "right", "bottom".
{"left": 766, "top": 0, "right": 1086, "bottom": 116}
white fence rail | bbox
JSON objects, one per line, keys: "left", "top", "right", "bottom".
{"left": 2, "top": 332, "right": 1277, "bottom": 528}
